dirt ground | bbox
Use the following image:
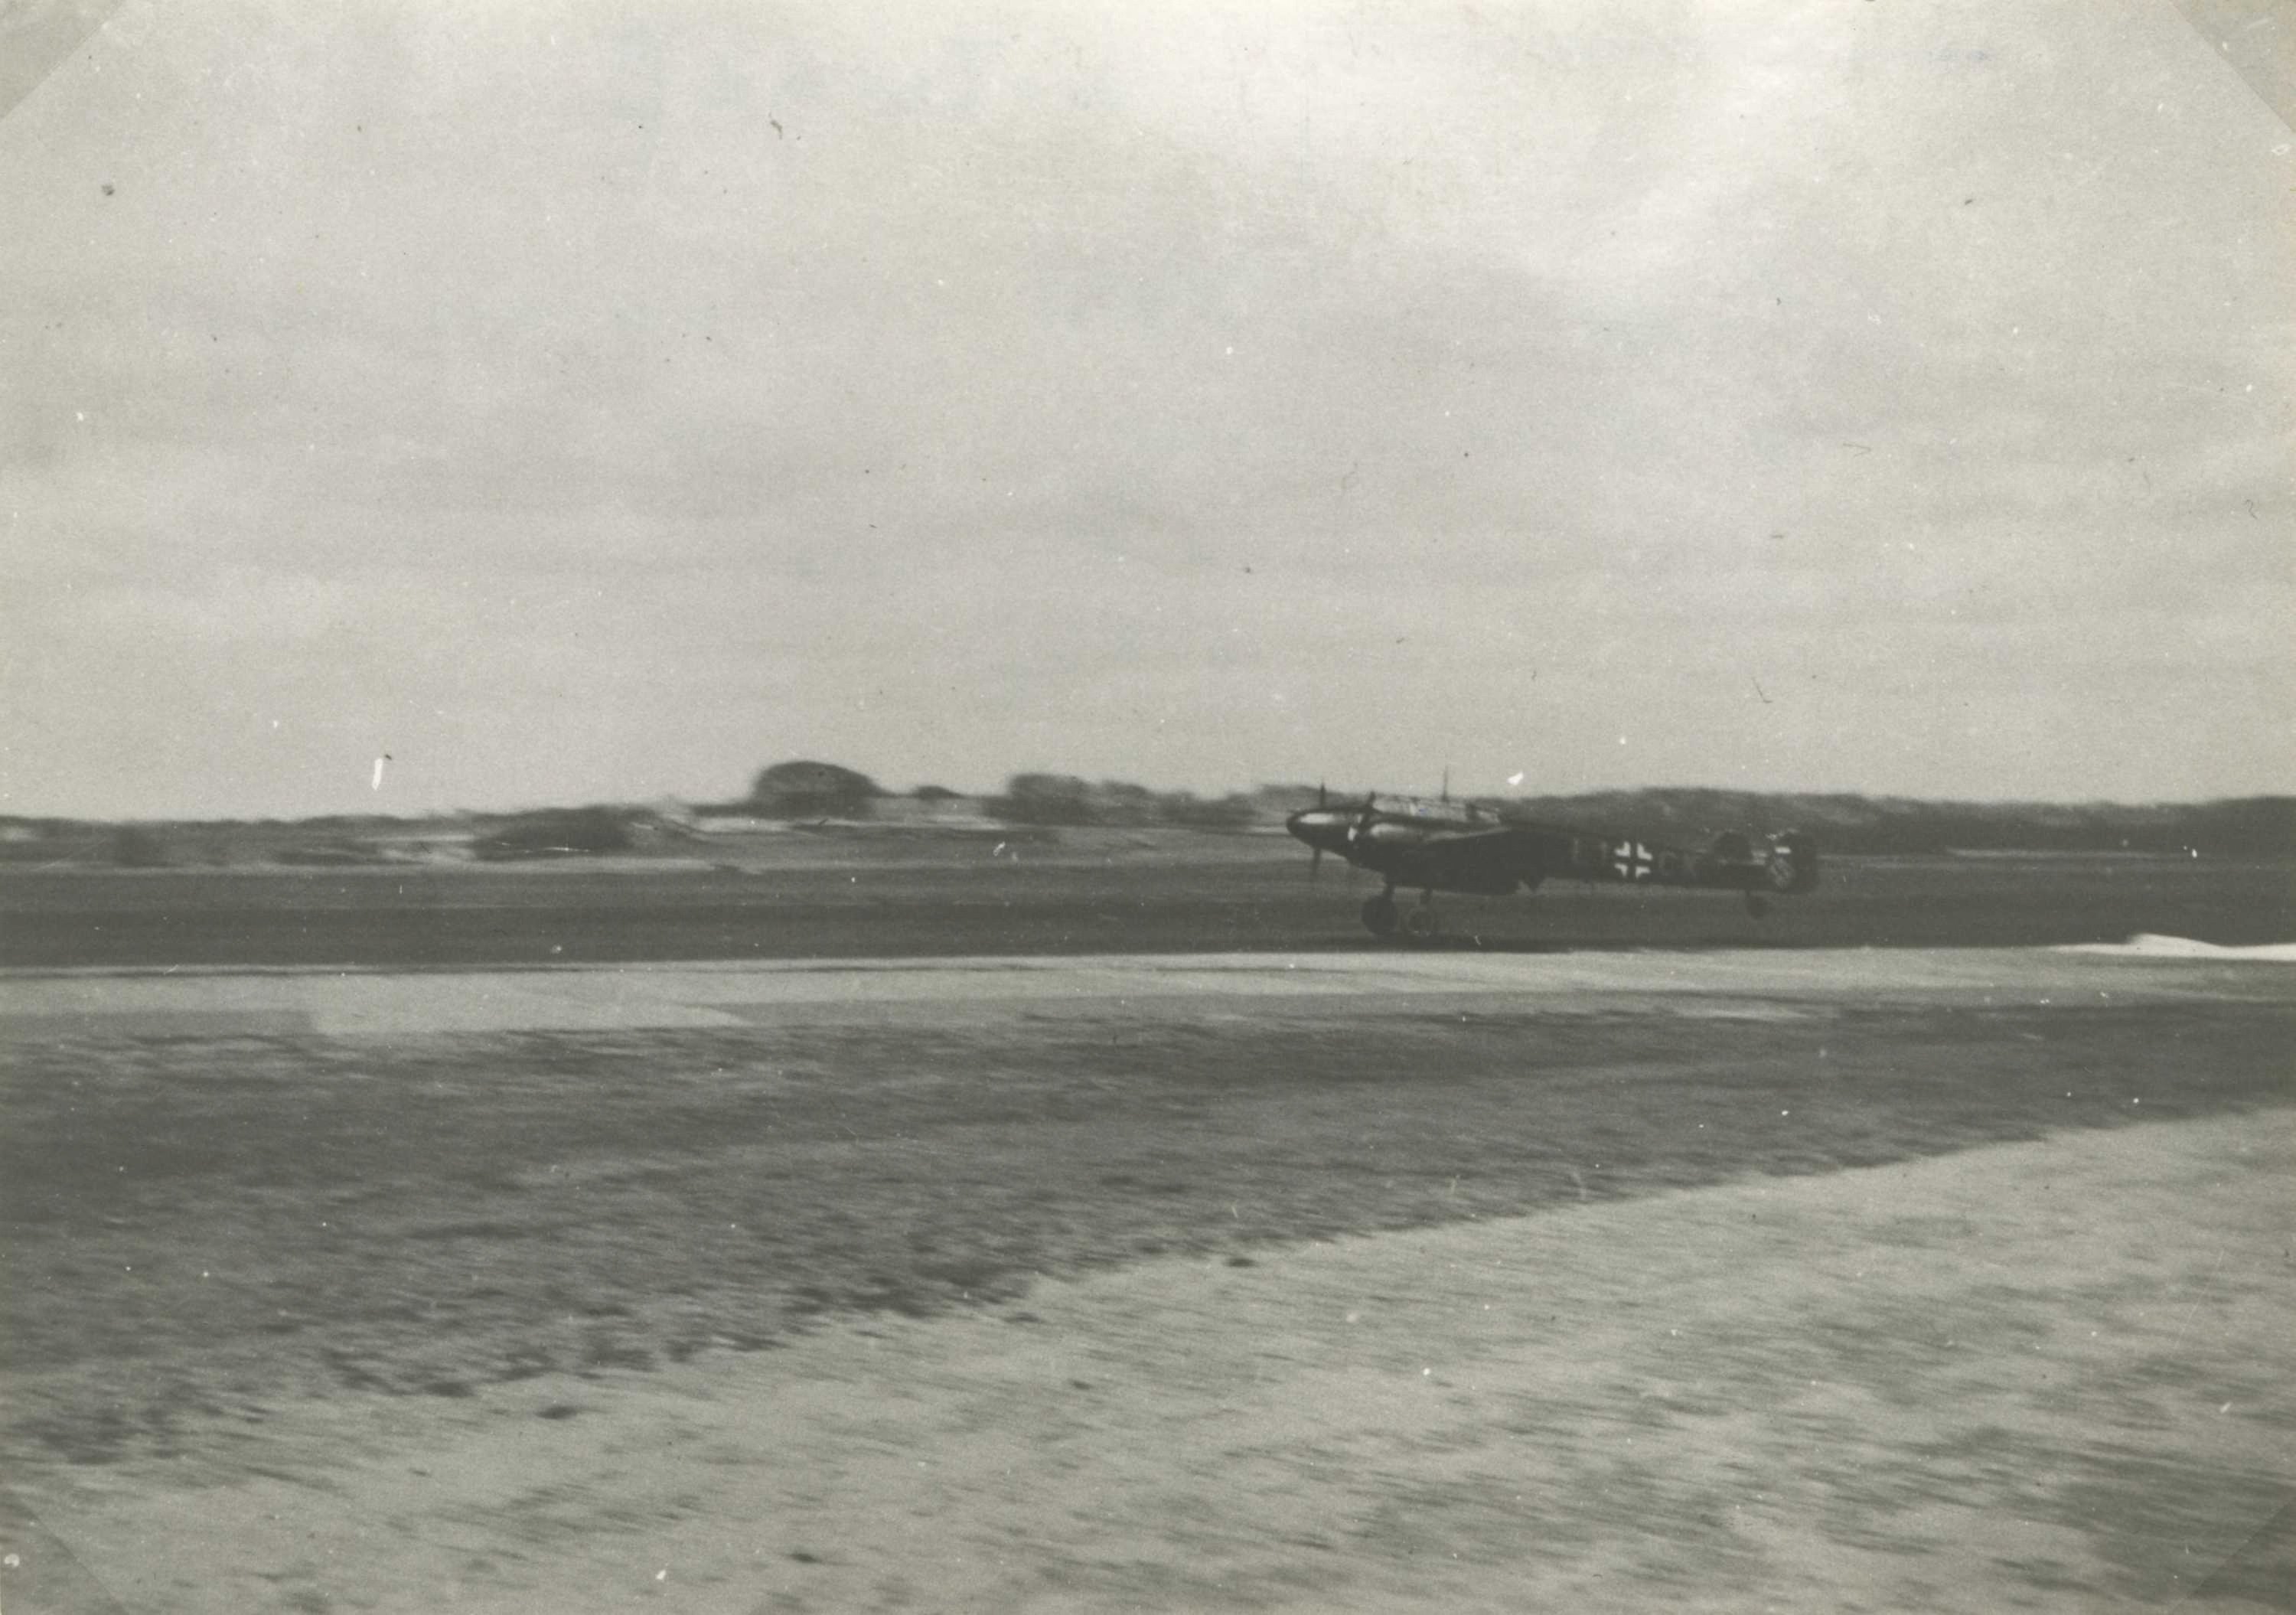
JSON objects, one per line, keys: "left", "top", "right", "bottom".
{"left": 5, "top": 1110, "right": 2288, "bottom": 1614}
{"left": 2, "top": 945, "right": 2291, "bottom": 1613}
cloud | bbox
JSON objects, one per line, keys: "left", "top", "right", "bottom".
{"left": 2, "top": 0, "right": 2288, "bottom": 815}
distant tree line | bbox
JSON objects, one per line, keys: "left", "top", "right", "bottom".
{"left": 5, "top": 779, "right": 2289, "bottom": 866}
{"left": 988, "top": 773, "right": 1257, "bottom": 828}
{"left": 726, "top": 763, "right": 1261, "bottom": 828}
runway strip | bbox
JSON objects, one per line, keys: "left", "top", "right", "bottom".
{"left": 11, "top": 1110, "right": 2288, "bottom": 1615}
{"left": 4, "top": 946, "right": 2291, "bottom": 1036}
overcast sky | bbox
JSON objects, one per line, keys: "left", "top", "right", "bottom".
{"left": 3, "top": 0, "right": 2289, "bottom": 818}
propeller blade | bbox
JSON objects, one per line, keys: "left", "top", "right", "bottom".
{"left": 1317, "top": 780, "right": 1328, "bottom": 808}
{"left": 1309, "top": 847, "right": 1322, "bottom": 882}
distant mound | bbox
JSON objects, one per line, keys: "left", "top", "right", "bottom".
{"left": 471, "top": 808, "right": 633, "bottom": 860}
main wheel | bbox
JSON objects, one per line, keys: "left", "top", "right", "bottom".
{"left": 1402, "top": 905, "right": 1441, "bottom": 940}
{"left": 1361, "top": 893, "right": 1399, "bottom": 938}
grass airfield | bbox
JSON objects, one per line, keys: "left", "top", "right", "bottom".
{"left": 2, "top": 851, "right": 2293, "bottom": 1612}
{"left": 2, "top": 842, "right": 2290, "bottom": 966}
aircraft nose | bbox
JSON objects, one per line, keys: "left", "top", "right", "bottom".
{"left": 1287, "top": 808, "right": 1352, "bottom": 850}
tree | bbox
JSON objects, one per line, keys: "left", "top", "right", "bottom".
{"left": 992, "top": 773, "right": 1097, "bottom": 825}
{"left": 748, "top": 761, "right": 882, "bottom": 819}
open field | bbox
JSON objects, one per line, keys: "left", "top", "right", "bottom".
{"left": 11, "top": 1113, "right": 2287, "bottom": 1615}
{"left": 1, "top": 843, "right": 2289, "bottom": 967}
{"left": 3, "top": 948, "right": 2292, "bottom": 1611}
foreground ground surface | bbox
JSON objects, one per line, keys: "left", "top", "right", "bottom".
{"left": 10, "top": 1114, "right": 2288, "bottom": 1615}
{"left": 2, "top": 948, "right": 2291, "bottom": 1611}
{"left": 2, "top": 847, "right": 2289, "bottom": 966}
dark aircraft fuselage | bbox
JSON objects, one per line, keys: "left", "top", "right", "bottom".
{"left": 1283, "top": 792, "right": 1818, "bottom": 935}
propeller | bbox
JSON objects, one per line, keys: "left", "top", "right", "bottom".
{"left": 1309, "top": 781, "right": 1327, "bottom": 880}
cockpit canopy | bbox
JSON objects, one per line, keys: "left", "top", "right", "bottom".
{"left": 1366, "top": 794, "right": 1494, "bottom": 828}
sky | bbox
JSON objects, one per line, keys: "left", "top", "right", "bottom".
{"left": 2, "top": 0, "right": 2290, "bottom": 819}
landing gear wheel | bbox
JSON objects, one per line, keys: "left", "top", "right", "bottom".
{"left": 1403, "top": 905, "right": 1441, "bottom": 940}
{"left": 1361, "top": 893, "right": 1399, "bottom": 938}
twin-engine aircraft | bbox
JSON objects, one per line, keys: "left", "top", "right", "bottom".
{"left": 1285, "top": 789, "right": 1818, "bottom": 938}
